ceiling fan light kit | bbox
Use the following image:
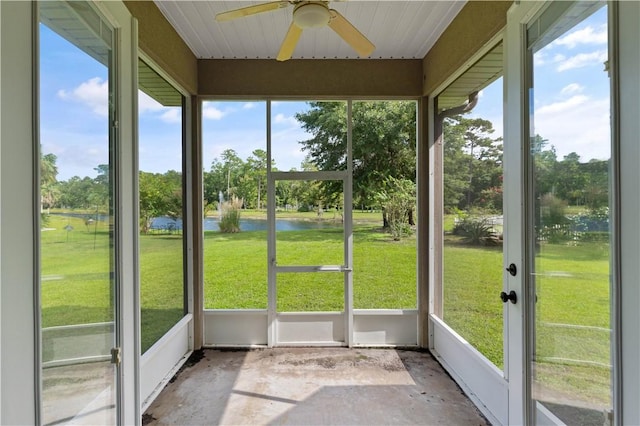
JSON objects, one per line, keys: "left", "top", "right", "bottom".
{"left": 215, "top": 0, "right": 375, "bottom": 61}
{"left": 293, "top": 3, "right": 331, "bottom": 28}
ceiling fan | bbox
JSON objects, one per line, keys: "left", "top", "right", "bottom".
{"left": 215, "top": 1, "right": 375, "bottom": 61}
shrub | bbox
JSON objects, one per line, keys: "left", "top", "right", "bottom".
{"left": 374, "top": 176, "right": 416, "bottom": 241}
{"left": 540, "top": 193, "right": 568, "bottom": 227}
{"left": 453, "top": 216, "right": 497, "bottom": 245}
{"left": 41, "top": 212, "right": 50, "bottom": 228}
{"left": 219, "top": 196, "right": 243, "bottom": 233}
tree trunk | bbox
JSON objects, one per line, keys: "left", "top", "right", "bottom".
{"left": 382, "top": 209, "right": 389, "bottom": 228}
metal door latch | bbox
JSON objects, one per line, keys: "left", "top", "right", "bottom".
{"left": 110, "top": 347, "right": 121, "bottom": 366}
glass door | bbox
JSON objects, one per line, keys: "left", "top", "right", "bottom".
{"left": 525, "top": 2, "right": 614, "bottom": 423}
{"left": 267, "top": 101, "right": 353, "bottom": 346}
{"left": 38, "top": 2, "right": 119, "bottom": 424}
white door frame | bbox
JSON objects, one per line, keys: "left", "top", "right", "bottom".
{"left": 503, "top": 2, "right": 544, "bottom": 424}
{"left": 616, "top": 1, "right": 640, "bottom": 423}
{"left": 266, "top": 100, "right": 354, "bottom": 347}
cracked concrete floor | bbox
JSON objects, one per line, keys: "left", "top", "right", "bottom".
{"left": 143, "top": 348, "right": 488, "bottom": 425}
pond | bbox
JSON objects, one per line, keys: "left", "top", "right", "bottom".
{"left": 51, "top": 213, "right": 342, "bottom": 232}
{"left": 151, "top": 216, "right": 340, "bottom": 232}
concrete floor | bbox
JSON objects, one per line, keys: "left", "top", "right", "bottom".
{"left": 143, "top": 348, "right": 489, "bottom": 425}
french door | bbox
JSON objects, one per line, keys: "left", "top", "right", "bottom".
{"left": 506, "top": 1, "right": 616, "bottom": 423}
{"left": 38, "top": 2, "right": 120, "bottom": 424}
{"left": 36, "top": 1, "right": 139, "bottom": 423}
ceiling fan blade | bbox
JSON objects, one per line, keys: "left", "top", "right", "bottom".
{"left": 277, "top": 22, "right": 302, "bottom": 61}
{"left": 327, "top": 9, "right": 375, "bottom": 58}
{"left": 215, "top": 1, "right": 290, "bottom": 22}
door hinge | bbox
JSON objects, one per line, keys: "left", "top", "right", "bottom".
{"left": 110, "top": 347, "right": 121, "bottom": 366}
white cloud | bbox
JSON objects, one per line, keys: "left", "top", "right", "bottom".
{"left": 534, "top": 52, "right": 547, "bottom": 66}
{"left": 534, "top": 53, "right": 566, "bottom": 67}
{"left": 203, "top": 105, "right": 226, "bottom": 120}
{"left": 552, "top": 53, "right": 566, "bottom": 63}
{"left": 534, "top": 96, "right": 610, "bottom": 161}
{"left": 243, "top": 102, "right": 256, "bottom": 109}
{"left": 556, "top": 50, "right": 607, "bottom": 72}
{"left": 160, "top": 108, "right": 181, "bottom": 124}
{"left": 274, "top": 113, "right": 298, "bottom": 126}
{"left": 536, "top": 95, "right": 589, "bottom": 115}
{"left": 40, "top": 128, "right": 109, "bottom": 180}
{"left": 560, "top": 83, "right": 584, "bottom": 95}
{"left": 554, "top": 25, "right": 607, "bottom": 49}
{"left": 57, "top": 77, "right": 108, "bottom": 116}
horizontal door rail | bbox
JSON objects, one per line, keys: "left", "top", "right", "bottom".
{"left": 275, "top": 265, "right": 351, "bottom": 273}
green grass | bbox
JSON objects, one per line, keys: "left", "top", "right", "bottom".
{"left": 443, "top": 234, "right": 612, "bottom": 408}
{"left": 42, "top": 213, "right": 415, "bottom": 354}
{"left": 41, "top": 211, "right": 612, "bottom": 408}
{"left": 203, "top": 223, "right": 416, "bottom": 310}
{"left": 443, "top": 236, "right": 504, "bottom": 367}
{"left": 41, "top": 215, "right": 184, "bottom": 353}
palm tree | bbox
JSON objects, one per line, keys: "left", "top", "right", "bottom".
{"left": 40, "top": 152, "right": 58, "bottom": 213}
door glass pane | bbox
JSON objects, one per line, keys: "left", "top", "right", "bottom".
{"left": 351, "top": 101, "right": 417, "bottom": 309}
{"left": 439, "top": 43, "right": 505, "bottom": 369}
{"left": 138, "top": 59, "right": 186, "bottom": 353}
{"left": 39, "top": 2, "right": 116, "bottom": 424}
{"left": 275, "top": 179, "right": 344, "bottom": 266}
{"left": 202, "top": 101, "right": 268, "bottom": 309}
{"left": 528, "top": 3, "right": 612, "bottom": 422}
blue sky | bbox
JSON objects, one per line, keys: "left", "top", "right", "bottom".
{"left": 40, "top": 5, "right": 609, "bottom": 182}
{"left": 201, "top": 101, "right": 316, "bottom": 172}
{"left": 470, "top": 6, "right": 609, "bottom": 162}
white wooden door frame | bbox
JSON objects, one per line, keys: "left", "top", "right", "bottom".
{"left": 503, "top": 2, "right": 542, "bottom": 423}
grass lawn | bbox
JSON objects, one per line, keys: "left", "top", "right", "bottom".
{"left": 41, "top": 211, "right": 612, "bottom": 407}
{"left": 443, "top": 236, "right": 504, "bottom": 367}
{"left": 443, "top": 232, "right": 611, "bottom": 407}
{"left": 41, "top": 215, "right": 186, "bottom": 353}
{"left": 203, "top": 222, "right": 416, "bottom": 310}
{"left": 41, "top": 213, "right": 416, "bottom": 354}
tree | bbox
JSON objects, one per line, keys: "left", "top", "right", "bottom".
{"left": 57, "top": 176, "right": 95, "bottom": 209}
{"left": 442, "top": 115, "right": 503, "bottom": 212}
{"left": 374, "top": 176, "right": 416, "bottom": 240}
{"left": 296, "top": 101, "right": 417, "bottom": 223}
{"left": 40, "top": 152, "right": 59, "bottom": 212}
{"left": 583, "top": 159, "right": 609, "bottom": 212}
{"left": 247, "top": 149, "right": 268, "bottom": 210}
{"left": 138, "top": 170, "right": 183, "bottom": 233}
{"left": 41, "top": 153, "right": 58, "bottom": 186}
{"left": 91, "top": 164, "right": 111, "bottom": 213}
{"left": 139, "top": 172, "right": 164, "bottom": 233}
{"left": 220, "top": 149, "right": 243, "bottom": 198}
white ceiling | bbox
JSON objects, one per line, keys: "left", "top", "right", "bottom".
{"left": 154, "top": 1, "right": 467, "bottom": 60}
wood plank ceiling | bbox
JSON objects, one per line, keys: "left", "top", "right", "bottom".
{"left": 153, "top": 1, "right": 467, "bottom": 60}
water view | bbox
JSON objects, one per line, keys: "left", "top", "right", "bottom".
{"left": 152, "top": 216, "right": 340, "bottom": 232}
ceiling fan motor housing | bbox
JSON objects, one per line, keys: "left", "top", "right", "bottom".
{"left": 293, "top": 3, "right": 331, "bottom": 28}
